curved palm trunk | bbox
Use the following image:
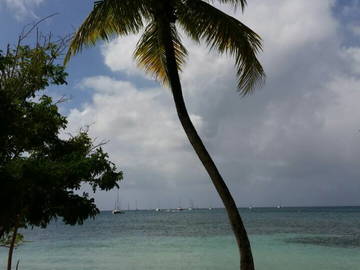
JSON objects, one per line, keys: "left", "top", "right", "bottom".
{"left": 158, "top": 18, "right": 255, "bottom": 270}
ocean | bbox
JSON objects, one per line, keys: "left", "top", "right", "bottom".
{"left": 1, "top": 207, "right": 359, "bottom": 270}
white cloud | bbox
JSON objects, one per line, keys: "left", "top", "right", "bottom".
{"left": 341, "top": 47, "right": 360, "bottom": 74}
{"left": 69, "top": 0, "right": 360, "bottom": 209}
{"left": 0, "top": 0, "right": 44, "bottom": 20}
{"left": 67, "top": 76, "right": 206, "bottom": 205}
{"left": 101, "top": 34, "right": 146, "bottom": 77}
{"left": 350, "top": 25, "right": 360, "bottom": 37}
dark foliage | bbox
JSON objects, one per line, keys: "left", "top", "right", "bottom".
{"left": 0, "top": 38, "right": 123, "bottom": 236}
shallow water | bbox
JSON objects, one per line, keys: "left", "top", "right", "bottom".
{"left": 1, "top": 207, "right": 359, "bottom": 270}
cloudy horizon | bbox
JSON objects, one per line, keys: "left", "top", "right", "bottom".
{"left": 1, "top": 0, "right": 359, "bottom": 210}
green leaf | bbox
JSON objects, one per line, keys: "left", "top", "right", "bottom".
{"left": 177, "top": 0, "right": 265, "bottom": 94}
{"left": 65, "top": 0, "right": 151, "bottom": 64}
{"left": 134, "top": 21, "right": 187, "bottom": 85}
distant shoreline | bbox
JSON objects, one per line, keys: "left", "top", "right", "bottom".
{"left": 100, "top": 205, "right": 360, "bottom": 212}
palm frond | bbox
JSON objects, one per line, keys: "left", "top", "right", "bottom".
{"left": 65, "top": 0, "right": 151, "bottom": 64}
{"left": 134, "top": 21, "right": 187, "bottom": 85}
{"left": 177, "top": 0, "right": 265, "bottom": 95}
{"left": 207, "top": 0, "right": 247, "bottom": 11}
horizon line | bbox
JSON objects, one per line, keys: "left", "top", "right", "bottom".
{"left": 99, "top": 205, "right": 360, "bottom": 211}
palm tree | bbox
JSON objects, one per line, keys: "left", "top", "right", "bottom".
{"left": 65, "top": 0, "right": 264, "bottom": 269}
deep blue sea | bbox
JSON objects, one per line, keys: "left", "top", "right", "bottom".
{"left": 1, "top": 207, "right": 359, "bottom": 270}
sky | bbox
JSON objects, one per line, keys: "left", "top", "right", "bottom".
{"left": 1, "top": 0, "right": 360, "bottom": 210}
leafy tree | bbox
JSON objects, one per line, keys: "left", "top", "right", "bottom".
{"left": 65, "top": 1, "right": 265, "bottom": 269}
{"left": 0, "top": 33, "right": 123, "bottom": 270}
{"left": 1, "top": 229, "right": 25, "bottom": 270}
{"left": 0, "top": 231, "right": 25, "bottom": 249}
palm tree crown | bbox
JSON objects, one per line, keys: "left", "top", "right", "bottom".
{"left": 65, "top": 0, "right": 264, "bottom": 94}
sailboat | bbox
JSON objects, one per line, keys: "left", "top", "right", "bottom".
{"left": 188, "top": 199, "right": 194, "bottom": 211}
{"left": 175, "top": 199, "right": 185, "bottom": 211}
{"left": 112, "top": 188, "right": 125, "bottom": 214}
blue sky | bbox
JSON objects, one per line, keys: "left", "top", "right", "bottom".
{"left": 1, "top": 0, "right": 360, "bottom": 210}
{"left": 0, "top": 0, "right": 158, "bottom": 111}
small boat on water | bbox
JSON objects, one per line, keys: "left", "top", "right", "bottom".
{"left": 112, "top": 188, "right": 125, "bottom": 215}
{"left": 188, "top": 199, "right": 194, "bottom": 211}
{"left": 112, "top": 209, "right": 124, "bottom": 214}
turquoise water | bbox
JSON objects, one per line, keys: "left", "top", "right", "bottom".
{"left": 1, "top": 207, "right": 359, "bottom": 269}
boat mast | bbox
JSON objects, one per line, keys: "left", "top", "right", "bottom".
{"left": 116, "top": 188, "right": 120, "bottom": 210}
